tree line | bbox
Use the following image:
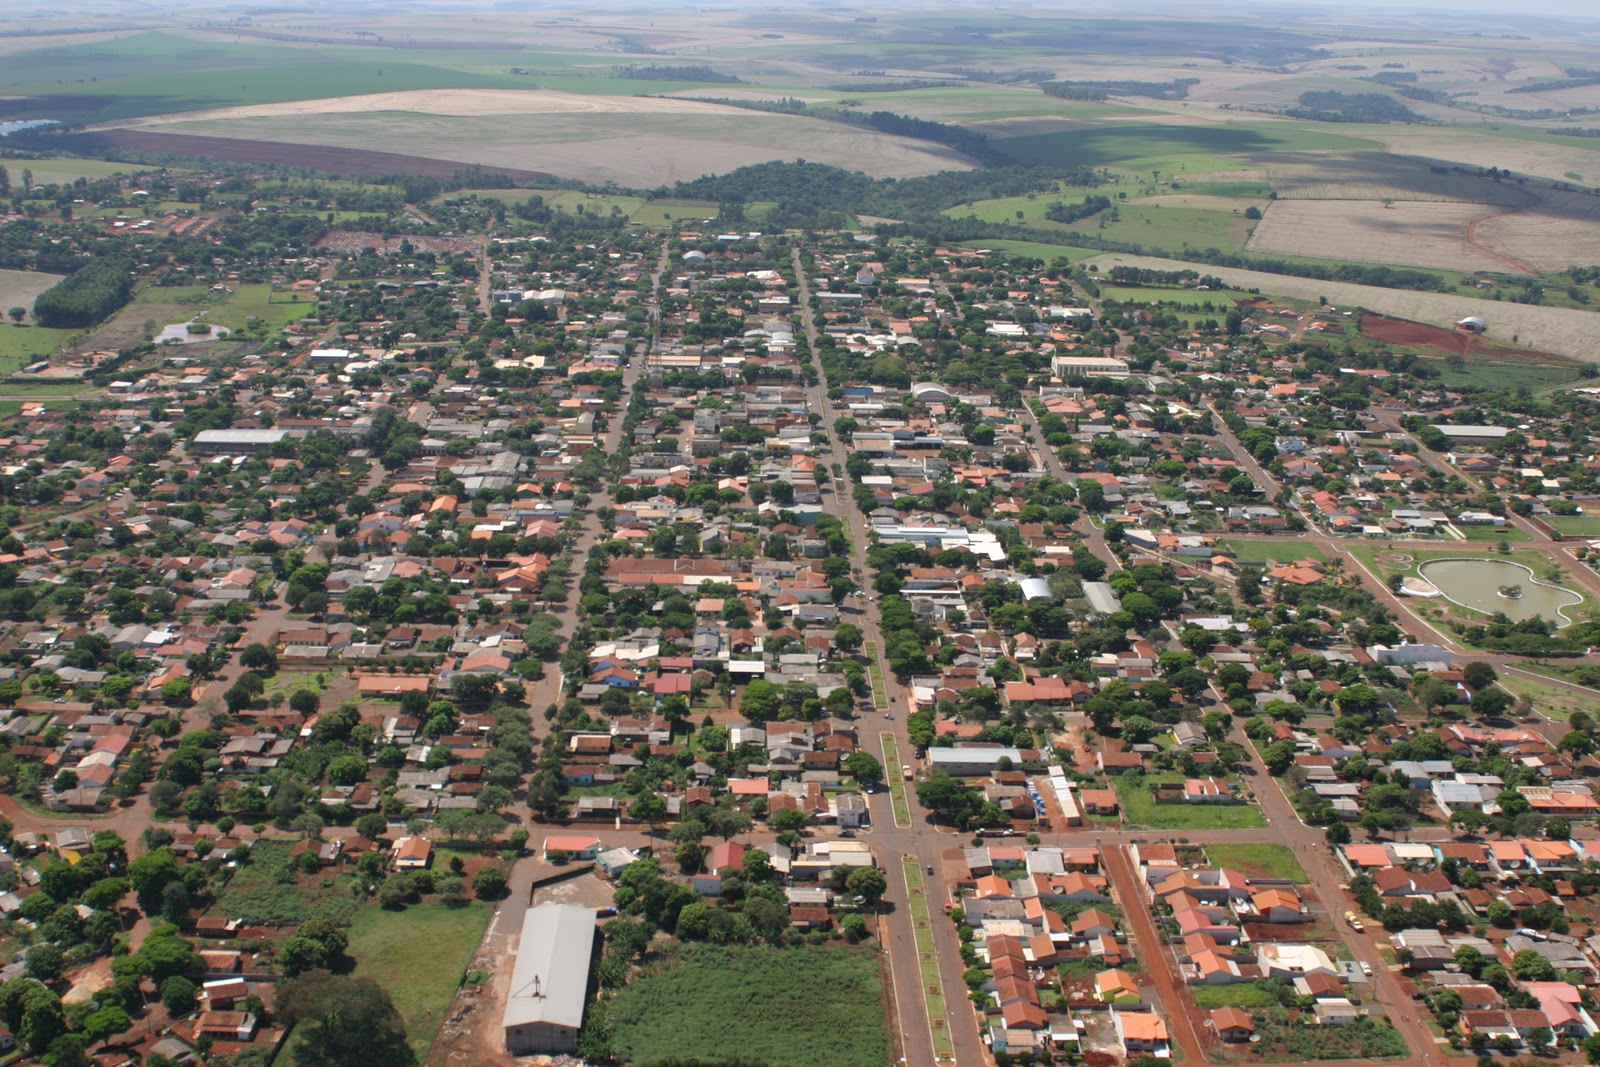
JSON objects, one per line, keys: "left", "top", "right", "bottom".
{"left": 32, "top": 255, "right": 135, "bottom": 329}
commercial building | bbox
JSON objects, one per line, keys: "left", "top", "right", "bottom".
{"left": 191, "top": 429, "right": 289, "bottom": 455}
{"left": 502, "top": 904, "right": 598, "bottom": 1055}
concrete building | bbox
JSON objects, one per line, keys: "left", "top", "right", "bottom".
{"left": 502, "top": 904, "right": 598, "bottom": 1055}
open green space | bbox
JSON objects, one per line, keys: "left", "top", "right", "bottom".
{"left": 1456, "top": 523, "right": 1531, "bottom": 543}
{"left": 13, "top": 157, "right": 163, "bottom": 186}
{"left": 346, "top": 900, "right": 491, "bottom": 1061}
{"left": 1099, "top": 284, "right": 1259, "bottom": 308}
{"left": 1498, "top": 671, "right": 1595, "bottom": 724}
{"left": 1218, "top": 539, "right": 1328, "bottom": 566}
{"left": 900, "top": 857, "right": 956, "bottom": 1061}
{"left": 0, "top": 324, "right": 80, "bottom": 374}
{"left": 1204, "top": 843, "right": 1307, "bottom": 882}
{"left": 609, "top": 943, "right": 891, "bottom": 1067}
{"left": 1437, "top": 360, "right": 1584, "bottom": 391}
{"left": 1546, "top": 514, "right": 1600, "bottom": 535}
{"left": 1191, "top": 981, "right": 1282, "bottom": 1009}
{"left": 1253, "top": 1009, "right": 1408, "bottom": 1061}
{"left": 214, "top": 839, "right": 357, "bottom": 924}
{"left": 1111, "top": 772, "right": 1267, "bottom": 829}
{"left": 955, "top": 239, "right": 1102, "bottom": 263}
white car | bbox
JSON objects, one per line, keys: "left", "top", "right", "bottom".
{"left": 1360, "top": 961, "right": 1373, "bottom": 976}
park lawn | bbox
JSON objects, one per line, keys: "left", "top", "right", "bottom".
{"left": 204, "top": 284, "right": 318, "bottom": 331}
{"left": 1498, "top": 672, "right": 1592, "bottom": 724}
{"left": 17, "top": 157, "right": 162, "bottom": 186}
{"left": 1191, "top": 982, "right": 1281, "bottom": 1009}
{"left": 1204, "top": 843, "right": 1307, "bottom": 882}
{"left": 1112, "top": 772, "right": 1267, "bottom": 830}
{"left": 345, "top": 900, "right": 492, "bottom": 1062}
{"left": 1218, "top": 539, "right": 1328, "bottom": 566}
{"left": 610, "top": 943, "right": 891, "bottom": 1067}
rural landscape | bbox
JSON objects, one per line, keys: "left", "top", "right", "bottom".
{"left": 6, "top": 2, "right": 1600, "bottom": 1067}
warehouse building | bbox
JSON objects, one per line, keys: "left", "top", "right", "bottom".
{"left": 502, "top": 904, "right": 597, "bottom": 1055}
{"left": 191, "top": 429, "right": 289, "bottom": 455}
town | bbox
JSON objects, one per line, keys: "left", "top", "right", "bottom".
{"left": 0, "top": 161, "right": 1599, "bottom": 1067}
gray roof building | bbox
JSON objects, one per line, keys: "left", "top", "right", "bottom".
{"left": 503, "top": 904, "right": 597, "bottom": 1054}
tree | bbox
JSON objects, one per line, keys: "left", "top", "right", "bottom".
{"left": 833, "top": 624, "right": 863, "bottom": 653}
{"left": 1336, "top": 684, "right": 1381, "bottom": 716}
{"left": 844, "top": 750, "right": 883, "bottom": 785}
{"left": 846, "top": 866, "right": 887, "bottom": 903}
{"left": 631, "top": 793, "right": 667, "bottom": 837}
{"left": 238, "top": 643, "right": 278, "bottom": 673}
{"left": 472, "top": 865, "right": 509, "bottom": 899}
{"left": 7, "top": 307, "right": 24, "bottom": 324}
{"left": 160, "top": 976, "right": 198, "bottom": 1015}
{"left": 1463, "top": 661, "right": 1498, "bottom": 690}
{"left": 278, "top": 936, "right": 329, "bottom": 977}
{"left": 276, "top": 973, "right": 413, "bottom": 1067}
{"left": 1260, "top": 739, "right": 1296, "bottom": 775}
{"left": 26, "top": 943, "right": 64, "bottom": 982}
{"left": 290, "top": 689, "right": 320, "bottom": 716}
{"left": 128, "top": 849, "right": 182, "bottom": 914}
{"left": 769, "top": 808, "right": 809, "bottom": 834}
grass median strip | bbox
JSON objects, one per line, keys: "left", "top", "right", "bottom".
{"left": 863, "top": 640, "right": 889, "bottom": 708}
{"left": 901, "top": 857, "right": 956, "bottom": 1061}
{"left": 880, "top": 731, "right": 912, "bottom": 828}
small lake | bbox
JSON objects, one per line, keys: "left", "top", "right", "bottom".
{"left": 0, "top": 120, "right": 59, "bottom": 138}
{"left": 154, "top": 320, "right": 232, "bottom": 345}
{"left": 1418, "top": 557, "right": 1583, "bottom": 623}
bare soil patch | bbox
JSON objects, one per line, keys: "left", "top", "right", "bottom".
{"left": 1472, "top": 186, "right": 1600, "bottom": 272}
{"left": 1247, "top": 198, "right": 1519, "bottom": 274}
{"left": 1359, "top": 313, "right": 1568, "bottom": 363}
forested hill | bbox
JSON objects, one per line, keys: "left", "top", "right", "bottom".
{"left": 666, "top": 161, "right": 1104, "bottom": 228}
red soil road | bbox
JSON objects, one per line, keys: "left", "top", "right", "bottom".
{"left": 1358, "top": 313, "right": 1570, "bottom": 362}
{"left": 1099, "top": 844, "right": 1215, "bottom": 1063}
{"left": 78, "top": 129, "right": 552, "bottom": 183}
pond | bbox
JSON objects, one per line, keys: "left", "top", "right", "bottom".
{"left": 1417, "top": 557, "right": 1582, "bottom": 624}
{"left": 154, "top": 320, "right": 231, "bottom": 344}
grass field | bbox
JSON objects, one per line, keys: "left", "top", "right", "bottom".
{"left": 0, "top": 324, "right": 79, "bottom": 375}
{"left": 610, "top": 943, "right": 891, "bottom": 1067}
{"left": 1098, "top": 284, "right": 1258, "bottom": 308}
{"left": 1546, "top": 514, "right": 1600, "bottom": 535}
{"left": 992, "top": 123, "right": 1376, "bottom": 177}
{"left": 1205, "top": 843, "right": 1307, "bottom": 882}
{"left": 1218, "top": 539, "right": 1328, "bottom": 565}
{"left": 1112, "top": 772, "right": 1267, "bottom": 829}
{"left": 955, "top": 239, "right": 1102, "bottom": 262}
{"left": 345, "top": 900, "right": 491, "bottom": 1061}
{"left": 1457, "top": 524, "right": 1532, "bottom": 543}
{"left": 15, "top": 157, "right": 162, "bottom": 186}
{"left": 1498, "top": 671, "right": 1596, "bottom": 724}
{"left": 863, "top": 641, "right": 889, "bottom": 709}
{"left": 214, "top": 840, "right": 357, "bottom": 924}
{"left": 1191, "top": 981, "right": 1282, "bottom": 1009}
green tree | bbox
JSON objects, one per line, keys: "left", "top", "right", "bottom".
{"left": 472, "top": 865, "right": 509, "bottom": 899}
{"left": 846, "top": 866, "right": 887, "bottom": 903}
{"left": 276, "top": 973, "right": 413, "bottom": 1067}
{"left": 160, "top": 976, "right": 198, "bottom": 1015}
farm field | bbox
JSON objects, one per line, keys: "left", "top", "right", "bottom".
{"left": 1111, "top": 772, "right": 1267, "bottom": 830}
{"left": 609, "top": 944, "right": 890, "bottom": 1067}
{"left": 133, "top": 107, "right": 976, "bottom": 186}
{"left": 1080, "top": 254, "right": 1600, "bottom": 360}
{"left": 11, "top": 157, "right": 163, "bottom": 185}
{"left": 0, "top": 269, "right": 64, "bottom": 317}
{"left": 990, "top": 122, "right": 1378, "bottom": 178}
{"left": 345, "top": 900, "right": 492, "bottom": 1062}
{"left": 1248, "top": 199, "right": 1520, "bottom": 275}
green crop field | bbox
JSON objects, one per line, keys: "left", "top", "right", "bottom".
{"left": 14, "top": 158, "right": 163, "bottom": 186}
{"left": 610, "top": 944, "right": 890, "bottom": 1067}
{"left": 991, "top": 123, "right": 1376, "bottom": 177}
{"left": 346, "top": 900, "right": 491, "bottom": 1061}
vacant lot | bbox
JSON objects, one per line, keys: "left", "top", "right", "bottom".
{"left": 1205, "top": 843, "right": 1307, "bottom": 882}
{"left": 1248, "top": 199, "right": 1521, "bottom": 275}
{"left": 0, "top": 269, "right": 64, "bottom": 319}
{"left": 610, "top": 944, "right": 889, "bottom": 1067}
{"left": 346, "top": 900, "right": 491, "bottom": 1062}
{"left": 1111, "top": 772, "right": 1267, "bottom": 829}
{"left": 1081, "top": 253, "right": 1600, "bottom": 360}
{"left": 214, "top": 840, "right": 358, "bottom": 924}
